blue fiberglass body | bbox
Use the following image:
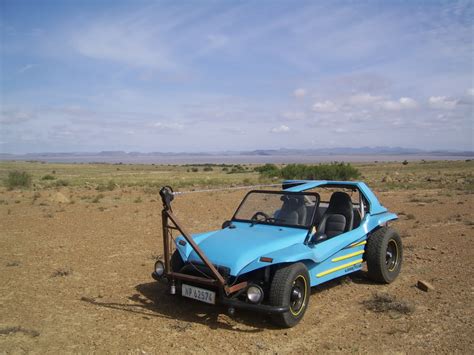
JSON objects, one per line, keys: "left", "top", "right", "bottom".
{"left": 174, "top": 180, "right": 397, "bottom": 287}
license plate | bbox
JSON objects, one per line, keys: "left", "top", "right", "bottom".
{"left": 181, "top": 284, "right": 216, "bottom": 304}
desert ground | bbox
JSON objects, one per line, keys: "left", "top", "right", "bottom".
{"left": 0, "top": 160, "right": 473, "bottom": 353}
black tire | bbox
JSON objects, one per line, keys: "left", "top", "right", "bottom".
{"left": 269, "top": 263, "right": 310, "bottom": 328}
{"left": 170, "top": 250, "right": 184, "bottom": 272}
{"left": 366, "top": 227, "right": 403, "bottom": 283}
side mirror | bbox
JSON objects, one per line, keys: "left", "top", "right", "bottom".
{"left": 309, "top": 232, "right": 328, "bottom": 245}
{"left": 222, "top": 220, "right": 235, "bottom": 229}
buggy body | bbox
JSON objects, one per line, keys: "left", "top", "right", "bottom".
{"left": 153, "top": 180, "right": 402, "bottom": 327}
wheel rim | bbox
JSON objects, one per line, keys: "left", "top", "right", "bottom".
{"left": 386, "top": 239, "right": 399, "bottom": 272}
{"left": 289, "top": 275, "right": 307, "bottom": 316}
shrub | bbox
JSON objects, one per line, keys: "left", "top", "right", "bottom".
{"left": 402, "top": 160, "right": 408, "bottom": 165}
{"left": 227, "top": 165, "right": 246, "bottom": 174}
{"left": 256, "top": 163, "right": 360, "bottom": 181}
{"left": 92, "top": 194, "right": 104, "bottom": 203}
{"left": 280, "top": 163, "right": 360, "bottom": 180}
{"left": 203, "top": 166, "right": 213, "bottom": 172}
{"left": 97, "top": 180, "right": 116, "bottom": 191}
{"left": 191, "top": 167, "right": 199, "bottom": 172}
{"left": 41, "top": 174, "right": 56, "bottom": 180}
{"left": 54, "top": 179, "right": 69, "bottom": 187}
{"left": 5, "top": 171, "right": 32, "bottom": 189}
{"left": 254, "top": 164, "right": 280, "bottom": 177}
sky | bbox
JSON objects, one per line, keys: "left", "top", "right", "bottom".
{"left": 0, "top": 0, "right": 473, "bottom": 153}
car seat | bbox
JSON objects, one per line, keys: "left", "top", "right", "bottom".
{"left": 316, "top": 192, "right": 354, "bottom": 238}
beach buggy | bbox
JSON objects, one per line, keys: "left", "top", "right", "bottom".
{"left": 152, "top": 180, "right": 402, "bottom": 327}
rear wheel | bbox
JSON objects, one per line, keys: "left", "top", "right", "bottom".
{"left": 269, "top": 263, "right": 310, "bottom": 328}
{"left": 366, "top": 227, "right": 402, "bottom": 283}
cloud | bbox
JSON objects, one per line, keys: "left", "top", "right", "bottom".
{"left": 153, "top": 122, "right": 184, "bottom": 131}
{"left": 348, "top": 93, "right": 383, "bottom": 105}
{"left": 293, "top": 88, "right": 307, "bottom": 98}
{"left": 18, "top": 64, "right": 36, "bottom": 73}
{"left": 271, "top": 124, "right": 290, "bottom": 133}
{"left": 73, "top": 23, "right": 173, "bottom": 69}
{"left": 206, "top": 34, "right": 229, "bottom": 49}
{"left": 466, "top": 88, "right": 474, "bottom": 96}
{"left": 428, "top": 96, "right": 458, "bottom": 109}
{"left": 0, "top": 109, "right": 36, "bottom": 125}
{"left": 312, "top": 100, "right": 338, "bottom": 113}
{"left": 281, "top": 111, "right": 306, "bottom": 121}
{"left": 378, "top": 97, "right": 418, "bottom": 111}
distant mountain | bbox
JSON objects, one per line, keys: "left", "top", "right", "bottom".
{"left": 0, "top": 147, "right": 472, "bottom": 164}
{"left": 242, "top": 147, "right": 427, "bottom": 156}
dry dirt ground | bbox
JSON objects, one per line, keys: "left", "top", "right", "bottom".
{"left": 1, "top": 182, "right": 473, "bottom": 353}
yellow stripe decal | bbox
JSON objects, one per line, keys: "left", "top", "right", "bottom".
{"left": 316, "top": 259, "right": 363, "bottom": 278}
{"left": 331, "top": 250, "right": 365, "bottom": 262}
{"left": 348, "top": 240, "right": 366, "bottom": 248}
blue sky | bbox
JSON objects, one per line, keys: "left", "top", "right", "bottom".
{"left": 1, "top": 0, "right": 473, "bottom": 153}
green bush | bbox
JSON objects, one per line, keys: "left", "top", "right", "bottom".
{"left": 97, "top": 180, "right": 116, "bottom": 191}
{"left": 254, "top": 163, "right": 360, "bottom": 181}
{"left": 254, "top": 164, "right": 280, "bottom": 177}
{"left": 54, "top": 179, "right": 70, "bottom": 187}
{"left": 280, "top": 163, "right": 360, "bottom": 180}
{"left": 41, "top": 174, "right": 56, "bottom": 180}
{"left": 191, "top": 167, "right": 199, "bottom": 172}
{"left": 5, "top": 171, "right": 32, "bottom": 190}
{"left": 227, "top": 165, "right": 246, "bottom": 174}
{"left": 203, "top": 166, "right": 213, "bottom": 172}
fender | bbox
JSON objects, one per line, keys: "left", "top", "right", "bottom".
{"left": 174, "top": 230, "right": 217, "bottom": 260}
{"left": 237, "top": 243, "right": 317, "bottom": 276}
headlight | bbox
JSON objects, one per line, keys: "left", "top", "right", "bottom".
{"left": 154, "top": 260, "right": 165, "bottom": 277}
{"left": 246, "top": 285, "right": 264, "bottom": 304}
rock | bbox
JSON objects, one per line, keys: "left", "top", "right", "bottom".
{"left": 417, "top": 280, "right": 435, "bottom": 292}
{"left": 51, "top": 192, "right": 70, "bottom": 204}
{"left": 382, "top": 176, "right": 393, "bottom": 183}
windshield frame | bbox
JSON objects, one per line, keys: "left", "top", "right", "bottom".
{"left": 231, "top": 190, "right": 320, "bottom": 230}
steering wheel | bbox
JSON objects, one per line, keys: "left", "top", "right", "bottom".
{"left": 251, "top": 211, "right": 271, "bottom": 222}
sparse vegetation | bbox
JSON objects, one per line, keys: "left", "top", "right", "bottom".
{"left": 41, "top": 174, "right": 56, "bottom": 180}
{"left": 0, "top": 326, "right": 40, "bottom": 337}
{"left": 51, "top": 268, "right": 72, "bottom": 277}
{"left": 54, "top": 179, "right": 70, "bottom": 187}
{"left": 363, "top": 292, "right": 415, "bottom": 315}
{"left": 92, "top": 194, "right": 105, "bottom": 203}
{"left": 5, "top": 171, "right": 32, "bottom": 189}
{"left": 0, "top": 159, "right": 472, "bottom": 352}
{"left": 97, "top": 180, "right": 117, "bottom": 191}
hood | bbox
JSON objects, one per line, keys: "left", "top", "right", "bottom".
{"left": 186, "top": 222, "right": 308, "bottom": 275}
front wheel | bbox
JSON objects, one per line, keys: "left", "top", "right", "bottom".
{"left": 269, "top": 263, "right": 310, "bottom": 328}
{"left": 366, "top": 227, "right": 403, "bottom": 283}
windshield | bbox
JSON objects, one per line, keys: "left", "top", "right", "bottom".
{"left": 232, "top": 191, "right": 318, "bottom": 228}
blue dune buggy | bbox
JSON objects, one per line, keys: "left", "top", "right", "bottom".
{"left": 153, "top": 180, "right": 402, "bottom": 327}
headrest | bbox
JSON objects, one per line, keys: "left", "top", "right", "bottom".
{"left": 327, "top": 191, "right": 353, "bottom": 213}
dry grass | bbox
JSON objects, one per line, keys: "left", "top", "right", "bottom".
{"left": 51, "top": 267, "right": 72, "bottom": 278}
{"left": 0, "top": 326, "right": 40, "bottom": 337}
{"left": 363, "top": 292, "right": 415, "bottom": 315}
